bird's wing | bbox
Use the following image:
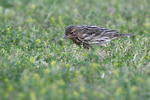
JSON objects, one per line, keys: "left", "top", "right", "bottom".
{"left": 79, "top": 25, "right": 119, "bottom": 45}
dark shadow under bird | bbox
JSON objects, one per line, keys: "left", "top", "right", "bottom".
{"left": 64, "top": 25, "right": 135, "bottom": 49}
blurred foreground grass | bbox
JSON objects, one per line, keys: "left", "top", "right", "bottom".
{"left": 0, "top": 0, "right": 150, "bottom": 100}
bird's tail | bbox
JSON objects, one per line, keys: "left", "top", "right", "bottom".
{"left": 110, "top": 33, "right": 135, "bottom": 40}
{"left": 114, "top": 33, "right": 135, "bottom": 37}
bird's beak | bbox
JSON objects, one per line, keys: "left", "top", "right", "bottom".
{"left": 63, "top": 35, "right": 67, "bottom": 39}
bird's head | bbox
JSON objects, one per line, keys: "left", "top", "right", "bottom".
{"left": 64, "top": 25, "right": 81, "bottom": 39}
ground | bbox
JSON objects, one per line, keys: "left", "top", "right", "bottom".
{"left": 0, "top": 0, "right": 150, "bottom": 100}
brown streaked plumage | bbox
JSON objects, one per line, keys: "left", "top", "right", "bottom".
{"left": 64, "top": 25, "right": 135, "bottom": 49}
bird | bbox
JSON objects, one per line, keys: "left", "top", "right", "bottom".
{"left": 64, "top": 25, "right": 135, "bottom": 49}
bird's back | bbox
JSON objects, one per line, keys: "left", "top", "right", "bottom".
{"left": 77, "top": 25, "right": 134, "bottom": 47}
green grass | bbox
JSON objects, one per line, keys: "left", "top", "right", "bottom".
{"left": 0, "top": 0, "right": 150, "bottom": 100}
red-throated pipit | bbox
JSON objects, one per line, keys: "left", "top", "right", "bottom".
{"left": 64, "top": 25, "right": 135, "bottom": 49}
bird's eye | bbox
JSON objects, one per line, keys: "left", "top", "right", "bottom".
{"left": 70, "top": 32, "right": 73, "bottom": 34}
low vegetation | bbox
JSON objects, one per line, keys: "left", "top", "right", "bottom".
{"left": 0, "top": 0, "right": 150, "bottom": 99}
